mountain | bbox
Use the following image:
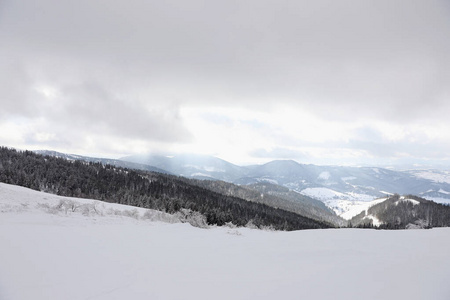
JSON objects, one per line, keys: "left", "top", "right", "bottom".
{"left": 350, "top": 194, "right": 450, "bottom": 229}
{"left": 1, "top": 147, "right": 330, "bottom": 230}
{"left": 34, "top": 150, "right": 344, "bottom": 226}
{"left": 38, "top": 150, "right": 450, "bottom": 217}
{"left": 120, "top": 154, "right": 450, "bottom": 205}
{"left": 35, "top": 150, "right": 171, "bottom": 174}
{"left": 120, "top": 153, "right": 247, "bottom": 181}
{"left": 242, "top": 160, "right": 450, "bottom": 198}
{"left": 187, "top": 179, "right": 345, "bottom": 226}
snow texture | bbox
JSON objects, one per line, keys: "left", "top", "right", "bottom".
{"left": 412, "top": 170, "right": 450, "bottom": 184}
{"left": 363, "top": 214, "right": 383, "bottom": 226}
{"left": 333, "top": 198, "right": 387, "bottom": 220}
{"left": 1, "top": 183, "right": 450, "bottom": 300}
{"left": 317, "top": 171, "right": 331, "bottom": 180}
{"left": 301, "top": 187, "right": 380, "bottom": 218}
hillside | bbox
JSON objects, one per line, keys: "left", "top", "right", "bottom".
{"left": 0, "top": 147, "right": 330, "bottom": 230}
{"left": 39, "top": 150, "right": 450, "bottom": 217}
{"left": 1, "top": 183, "right": 450, "bottom": 300}
{"left": 187, "top": 179, "right": 345, "bottom": 226}
{"left": 121, "top": 153, "right": 450, "bottom": 205}
{"left": 350, "top": 194, "right": 450, "bottom": 229}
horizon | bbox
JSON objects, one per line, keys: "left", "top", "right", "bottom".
{"left": 1, "top": 1, "right": 450, "bottom": 167}
{"left": 9, "top": 146, "right": 450, "bottom": 170}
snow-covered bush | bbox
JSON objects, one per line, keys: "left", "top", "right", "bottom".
{"left": 175, "top": 209, "right": 208, "bottom": 229}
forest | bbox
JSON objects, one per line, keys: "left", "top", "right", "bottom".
{"left": 350, "top": 194, "right": 450, "bottom": 229}
{"left": 0, "top": 147, "right": 331, "bottom": 230}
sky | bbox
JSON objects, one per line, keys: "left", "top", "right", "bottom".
{"left": 1, "top": 0, "right": 450, "bottom": 167}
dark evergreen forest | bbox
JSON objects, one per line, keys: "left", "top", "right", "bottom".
{"left": 351, "top": 194, "right": 450, "bottom": 229}
{"left": 0, "top": 147, "right": 331, "bottom": 230}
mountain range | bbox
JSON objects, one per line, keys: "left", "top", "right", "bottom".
{"left": 121, "top": 153, "right": 450, "bottom": 199}
{"left": 35, "top": 150, "right": 450, "bottom": 219}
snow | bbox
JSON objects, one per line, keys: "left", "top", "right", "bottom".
{"left": 184, "top": 165, "right": 225, "bottom": 173}
{"left": 396, "top": 198, "right": 420, "bottom": 206}
{"left": 1, "top": 183, "right": 450, "bottom": 300}
{"left": 301, "top": 187, "right": 378, "bottom": 217}
{"left": 191, "top": 172, "right": 214, "bottom": 178}
{"left": 438, "top": 188, "right": 450, "bottom": 195}
{"left": 257, "top": 178, "right": 279, "bottom": 185}
{"left": 317, "top": 171, "right": 331, "bottom": 180}
{"left": 363, "top": 214, "right": 383, "bottom": 226}
{"left": 333, "top": 198, "right": 387, "bottom": 220}
{"left": 424, "top": 197, "right": 450, "bottom": 204}
{"left": 412, "top": 170, "right": 450, "bottom": 184}
{"left": 301, "top": 187, "right": 348, "bottom": 200}
{"left": 301, "top": 187, "right": 375, "bottom": 202}
{"left": 380, "top": 190, "right": 394, "bottom": 195}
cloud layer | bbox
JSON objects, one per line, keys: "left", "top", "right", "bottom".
{"left": 1, "top": 0, "right": 450, "bottom": 165}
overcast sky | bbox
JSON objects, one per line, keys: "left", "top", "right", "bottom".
{"left": 1, "top": 0, "right": 450, "bottom": 166}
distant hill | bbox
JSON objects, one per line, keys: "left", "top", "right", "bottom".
{"left": 187, "top": 179, "right": 345, "bottom": 226}
{"left": 120, "top": 153, "right": 247, "bottom": 181}
{"left": 350, "top": 194, "right": 450, "bottom": 229}
{"left": 35, "top": 150, "right": 170, "bottom": 174}
{"left": 121, "top": 154, "right": 450, "bottom": 205}
{"left": 37, "top": 150, "right": 450, "bottom": 217}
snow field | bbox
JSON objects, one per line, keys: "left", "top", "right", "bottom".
{"left": 1, "top": 183, "right": 450, "bottom": 300}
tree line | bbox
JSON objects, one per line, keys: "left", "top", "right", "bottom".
{"left": 350, "top": 194, "right": 450, "bottom": 229}
{"left": 0, "top": 147, "right": 331, "bottom": 230}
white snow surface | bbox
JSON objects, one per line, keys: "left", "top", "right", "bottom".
{"left": 301, "top": 187, "right": 349, "bottom": 200}
{"left": 317, "top": 171, "right": 331, "bottom": 180}
{"left": 330, "top": 198, "right": 388, "bottom": 220}
{"left": 363, "top": 214, "right": 383, "bottom": 227}
{"left": 184, "top": 164, "right": 225, "bottom": 173}
{"left": 412, "top": 170, "right": 450, "bottom": 184}
{"left": 438, "top": 188, "right": 450, "bottom": 195}
{"left": 301, "top": 187, "right": 375, "bottom": 202}
{"left": 1, "top": 183, "right": 450, "bottom": 300}
{"left": 190, "top": 172, "right": 214, "bottom": 178}
{"left": 301, "top": 187, "right": 378, "bottom": 218}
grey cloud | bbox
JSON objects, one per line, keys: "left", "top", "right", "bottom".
{"left": 1, "top": 0, "right": 450, "bottom": 160}
{"left": 0, "top": 60, "right": 39, "bottom": 118}
{"left": 3, "top": 0, "right": 449, "bottom": 109}
{"left": 346, "top": 126, "right": 450, "bottom": 159}
{"left": 53, "top": 82, "right": 192, "bottom": 143}
{"left": 250, "top": 147, "right": 308, "bottom": 161}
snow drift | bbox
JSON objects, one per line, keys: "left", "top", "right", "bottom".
{"left": 1, "top": 183, "right": 450, "bottom": 300}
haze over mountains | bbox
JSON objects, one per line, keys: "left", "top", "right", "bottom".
{"left": 121, "top": 153, "right": 450, "bottom": 201}
{"left": 4, "top": 147, "right": 450, "bottom": 229}
{"left": 36, "top": 150, "right": 450, "bottom": 219}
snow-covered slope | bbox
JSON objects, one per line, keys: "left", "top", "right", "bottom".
{"left": 39, "top": 150, "right": 450, "bottom": 217}
{"left": 0, "top": 182, "right": 180, "bottom": 224}
{"left": 329, "top": 198, "right": 388, "bottom": 220}
{"left": 300, "top": 187, "right": 387, "bottom": 219}
{"left": 1, "top": 183, "right": 450, "bottom": 300}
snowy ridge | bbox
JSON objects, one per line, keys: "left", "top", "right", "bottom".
{"left": 396, "top": 197, "right": 420, "bottom": 206}
{"left": 301, "top": 187, "right": 376, "bottom": 202}
{"left": 301, "top": 187, "right": 380, "bottom": 219}
{"left": 411, "top": 170, "right": 450, "bottom": 184}
{"left": 332, "top": 198, "right": 388, "bottom": 220}
{"left": 0, "top": 182, "right": 180, "bottom": 225}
